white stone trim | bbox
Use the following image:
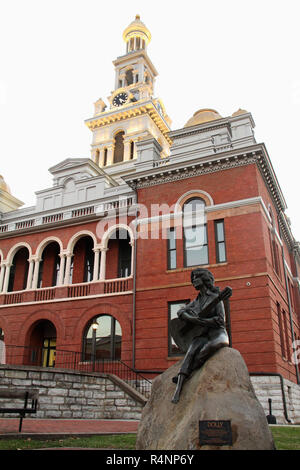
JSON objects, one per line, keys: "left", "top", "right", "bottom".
{"left": 136, "top": 196, "right": 269, "bottom": 226}
{"left": 66, "top": 230, "right": 98, "bottom": 254}
{"left": 174, "top": 189, "right": 214, "bottom": 211}
{"left": 101, "top": 224, "right": 135, "bottom": 249}
{"left": 0, "top": 289, "right": 133, "bottom": 308}
{"left": 35, "top": 236, "right": 64, "bottom": 258}
{"left": 6, "top": 242, "right": 32, "bottom": 264}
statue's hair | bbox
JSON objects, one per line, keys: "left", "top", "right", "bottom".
{"left": 191, "top": 268, "right": 219, "bottom": 293}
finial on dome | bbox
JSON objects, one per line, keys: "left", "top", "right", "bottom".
{"left": 232, "top": 108, "right": 248, "bottom": 117}
{"left": 135, "top": 14, "right": 140, "bottom": 20}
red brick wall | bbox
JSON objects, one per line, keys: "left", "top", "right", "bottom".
{"left": 0, "top": 162, "right": 299, "bottom": 384}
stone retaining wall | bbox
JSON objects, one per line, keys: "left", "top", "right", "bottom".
{"left": 1, "top": 365, "right": 299, "bottom": 424}
{"left": 251, "top": 376, "right": 300, "bottom": 424}
{"left": 0, "top": 365, "right": 144, "bottom": 420}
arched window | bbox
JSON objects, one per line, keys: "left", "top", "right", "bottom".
{"left": 125, "top": 69, "right": 133, "bottom": 86}
{"left": 95, "top": 149, "right": 100, "bottom": 165}
{"left": 82, "top": 315, "right": 122, "bottom": 361}
{"left": 130, "top": 140, "right": 134, "bottom": 159}
{"left": 103, "top": 148, "right": 108, "bottom": 166}
{"left": 183, "top": 198, "right": 208, "bottom": 267}
{"left": 113, "top": 131, "right": 125, "bottom": 164}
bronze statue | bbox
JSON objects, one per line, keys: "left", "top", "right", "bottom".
{"left": 170, "top": 268, "right": 232, "bottom": 403}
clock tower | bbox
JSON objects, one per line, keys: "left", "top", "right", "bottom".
{"left": 85, "top": 15, "right": 172, "bottom": 180}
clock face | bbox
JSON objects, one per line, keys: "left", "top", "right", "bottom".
{"left": 113, "top": 92, "right": 128, "bottom": 107}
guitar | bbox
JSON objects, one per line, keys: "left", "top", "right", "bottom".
{"left": 178, "top": 286, "right": 232, "bottom": 335}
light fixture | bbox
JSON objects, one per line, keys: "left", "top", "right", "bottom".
{"left": 91, "top": 319, "right": 99, "bottom": 330}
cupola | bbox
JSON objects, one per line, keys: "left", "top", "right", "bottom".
{"left": 123, "top": 15, "right": 151, "bottom": 53}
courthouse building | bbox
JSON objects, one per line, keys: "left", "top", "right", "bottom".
{"left": 0, "top": 16, "right": 300, "bottom": 421}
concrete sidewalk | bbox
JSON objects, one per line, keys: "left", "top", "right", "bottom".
{"left": 0, "top": 418, "right": 139, "bottom": 439}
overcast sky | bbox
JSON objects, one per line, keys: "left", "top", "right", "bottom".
{"left": 0, "top": 0, "right": 299, "bottom": 241}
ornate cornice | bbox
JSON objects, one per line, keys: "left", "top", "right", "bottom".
{"left": 125, "top": 143, "right": 299, "bottom": 252}
{"left": 85, "top": 101, "right": 172, "bottom": 145}
{"left": 124, "top": 144, "right": 287, "bottom": 217}
{"left": 125, "top": 151, "right": 258, "bottom": 190}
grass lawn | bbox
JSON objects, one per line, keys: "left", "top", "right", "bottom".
{"left": 0, "top": 426, "right": 299, "bottom": 450}
{"left": 270, "top": 426, "right": 300, "bottom": 450}
{"left": 0, "top": 433, "right": 137, "bottom": 450}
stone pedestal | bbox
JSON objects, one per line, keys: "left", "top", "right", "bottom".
{"left": 136, "top": 347, "right": 275, "bottom": 450}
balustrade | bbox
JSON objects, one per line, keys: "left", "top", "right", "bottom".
{"left": 0, "top": 276, "right": 133, "bottom": 305}
{"left": 0, "top": 197, "right": 135, "bottom": 233}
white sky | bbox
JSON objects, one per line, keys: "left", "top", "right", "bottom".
{"left": 0, "top": 0, "right": 299, "bottom": 241}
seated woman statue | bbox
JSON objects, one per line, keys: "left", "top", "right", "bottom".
{"left": 170, "top": 268, "right": 232, "bottom": 404}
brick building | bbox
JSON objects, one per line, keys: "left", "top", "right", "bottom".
{"left": 0, "top": 16, "right": 300, "bottom": 421}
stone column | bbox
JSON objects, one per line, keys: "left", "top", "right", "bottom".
{"left": 2, "top": 263, "right": 12, "bottom": 293}
{"left": 123, "top": 139, "right": 131, "bottom": 162}
{"left": 99, "top": 248, "right": 108, "bottom": 280}
{"left": 31, "top": 258, "right": 41, "bottom": 290}
{"left": 64, "top": 253, "right": 73, "bottom": 285}
{"left": 129, "top": 240, "right": 135, "bottom": 277}
{"left": 26, "top": 258, "right": 35, "bottom": 290}
{"left": 93, "top": 248, "right": 100, "bottom": 281}
{"left": 0, "top": 263, "right": 6, "bottom": 293}
{"left": 58, "top": 253, "right": 66, "bottom": 286}
{"left": 99, "top": 148, "right": 105, "bottom": 167}
{"left": 107, "top": 145, "right": 115, "bottom": 166}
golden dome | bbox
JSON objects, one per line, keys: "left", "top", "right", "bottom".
{"left": 232, "top": 108, "right": 248, "bottom": 117}
{"left": 184, "top": 109, "right": 223, "bottom": 127}
{"left": 0, "top": 175, "right": 11, "bottom": 194}
{"left": 123, "top": 15, "right": 151, "bottom": 44}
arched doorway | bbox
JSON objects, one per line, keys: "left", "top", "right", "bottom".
{"left": 28, "top": 320, "right": 57, "bottom": 367}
